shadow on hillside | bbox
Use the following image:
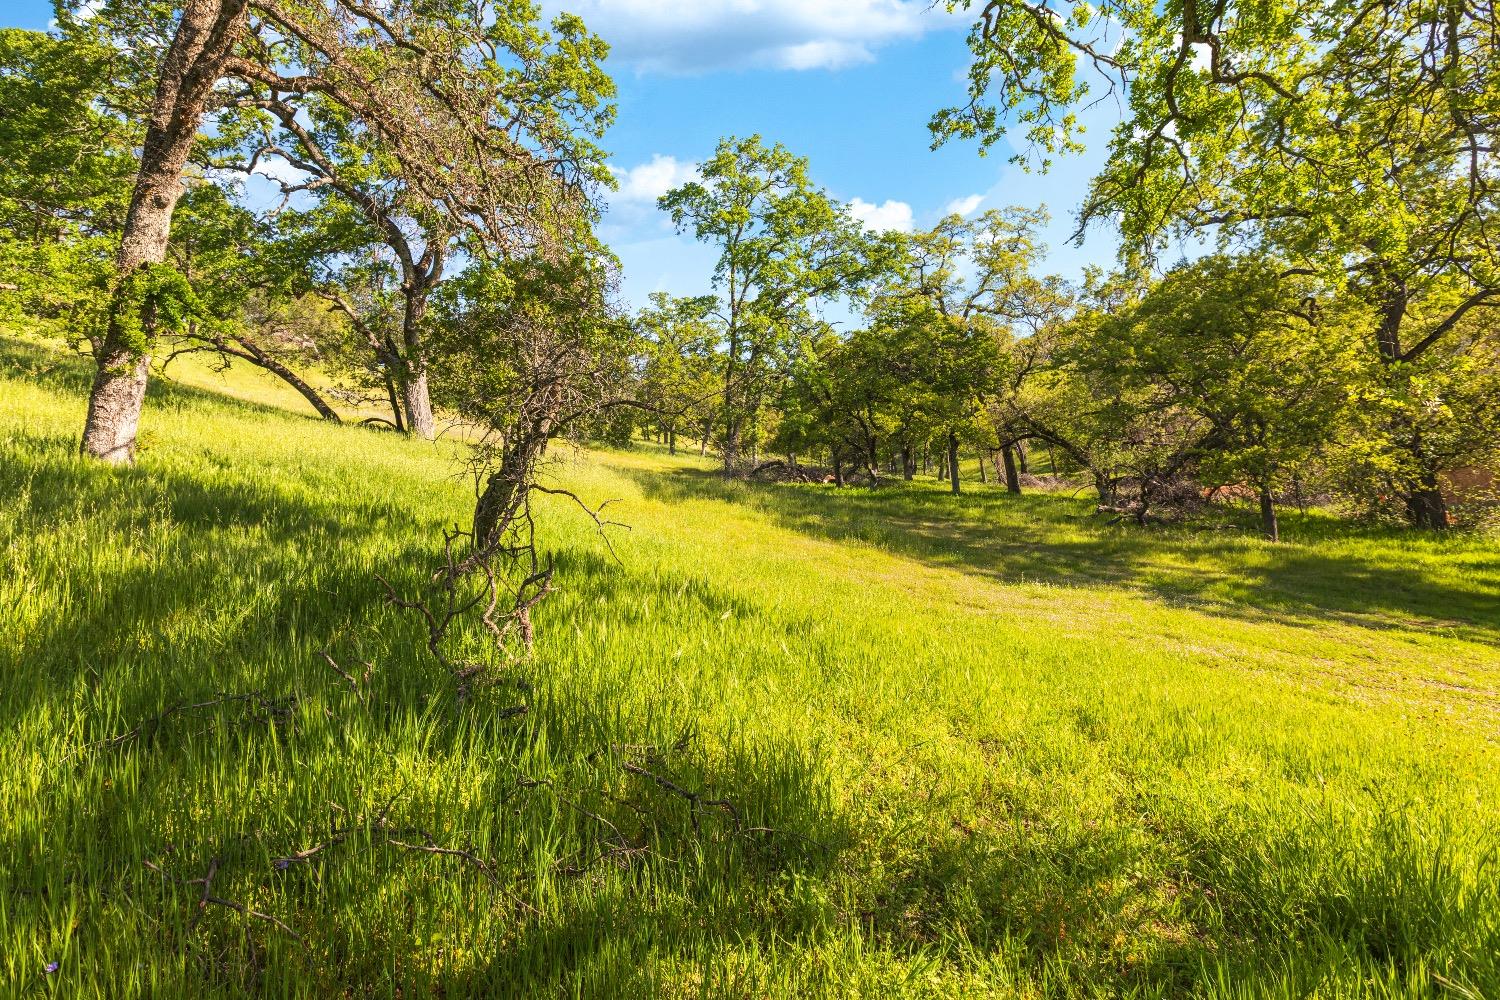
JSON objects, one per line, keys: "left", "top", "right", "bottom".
{"left": 619, "top": 464, "right": 1500, "bottom": 647}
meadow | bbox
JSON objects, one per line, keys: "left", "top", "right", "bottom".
{"left": 2, "top": 332, "right": 1498, "bottom": 998}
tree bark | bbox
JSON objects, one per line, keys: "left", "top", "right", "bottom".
{"left": 900, "top": 445, "right": 914, "bottom": 480}
{"left": 397, "top": 291, "right": 436, "bottom": 439}
{"left": 722, "top": 419, "right": 741, "bottom": 471}
{"left": 80, "top": 0, "right": 249, "bottom": 462}
{"left": 947, "top": 431, "right": 961, "bottom": 495}
{"left": 1001, "top": 445, "right": 1022, "bottom": 494}
{"left": 399, "top": 367, "right": 435, "bottom": 439}
{"left": 833, "top": 449, "right": 845, "bottom": 488}
{"left": 1259, "top": 482, "right": 1280, "bottom": 542}
{"left": 473, "top": 400, "right": 558, "bottom": 549}
{"left": 1015, "top": 441, "right": 1029, "bottom": 474}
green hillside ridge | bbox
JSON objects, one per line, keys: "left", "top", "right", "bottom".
{"left": 3, "top": 333, "right": 1498, "bottom": 997}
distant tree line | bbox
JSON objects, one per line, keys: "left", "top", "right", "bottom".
{"left": 617, "top": 133, "right": 1497, "bottom": 538}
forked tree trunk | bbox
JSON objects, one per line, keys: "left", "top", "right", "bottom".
{"left": 1001, "top": 445, "right": 1022, "bottom": 494}
{"left": 947, "top": 431, "right": 961, "bottom": 495}
{"left": 1259, "top": 483, "right": 1280, "bottom": 542}
{"left": 81, "top": 0, "right": 249, "bottom": 462}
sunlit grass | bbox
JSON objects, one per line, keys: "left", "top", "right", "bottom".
{"left": 2, "top": 333, "right": 1497, "bottom": 997}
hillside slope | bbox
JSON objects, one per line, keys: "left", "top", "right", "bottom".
{"left": 3, "top": 334, "right": 1498, "bottom": 998}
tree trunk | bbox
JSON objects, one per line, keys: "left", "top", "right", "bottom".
{"left": 1259, "top": 482, "right": 1280, "bottom": 542}
{"left": 80, "top": 0, "right": 249, "bottom": 462}
{"left": 833, "top": 449, "right": 845, "bottom": 488}
{"left": 669, "top": 429, "right": 677, "bottom": 454}
{"left": 722, "top": 420, "right": 741, "bottom": 471}
{"left": 474, "top": 464, "right": 524, "bottom": 550}
{"left": 472, "top": 395, "right": 559, "bottom": 548}
{"left": 399, "top": 367, "right": 435, "bottom": 439}
{"left": 1016, "top": 441, "right": 1029, "bottom": 474}
{"left": 901, "top": 445, "right": 914, "bottom": 480}
{"left": 947, "top": 431, "right": 960, "bottom": 495}
{"left": 1406, "top": 466, "right": 1450, "bottom": 530}
{"left": 398, "top": 291, "right": 436, "bottom": 439}
{"left": 1001, "top": 445, "right": 1022, "bottom": 494}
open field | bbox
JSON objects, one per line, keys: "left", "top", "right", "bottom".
{"left": 2, "top": 333, "right": 1498, "bottom": 998}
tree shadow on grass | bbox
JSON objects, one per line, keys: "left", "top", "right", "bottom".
{"left": 617, "top": 464, "right": 1500, "bottom": 648}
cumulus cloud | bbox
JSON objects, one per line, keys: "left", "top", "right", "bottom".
{"left": 543, "top": 0, "right": 964, "bottom": 74}
{"left": 610, "top": 154, "right": 701, "bottom": 203}
{"left": 945, "top": 193, "right": 984, "bottom": 217}
{"left": 849, "top": 197, "right": 914, "bottom": 232}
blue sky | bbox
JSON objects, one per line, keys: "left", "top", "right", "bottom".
{"left": 4, "top": 0, "right": 1125, "bottom": 309}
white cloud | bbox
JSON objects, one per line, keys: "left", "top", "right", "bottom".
{"left": 849, "top": 197, "right": 914, "bottom": 232}
{"left": 610, "top": 155, "right": 700, "bottom": 204}
{"left": 945, "top": 193, "right": 984, "bottom": 216}
{"left": 542, "top": 0, "right": 965, "bottom": 74}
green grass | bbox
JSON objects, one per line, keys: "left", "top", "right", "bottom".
{"left": 2, "top": 332, "right": 1498, "bottom": 998}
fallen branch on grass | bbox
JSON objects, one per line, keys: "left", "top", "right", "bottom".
{"left": 144, "top": 857, "right": 303, "bottom": 943}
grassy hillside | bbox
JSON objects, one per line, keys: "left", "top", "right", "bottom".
{"left": 3, "top": 333, "right": 1498, "bottom": 998}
